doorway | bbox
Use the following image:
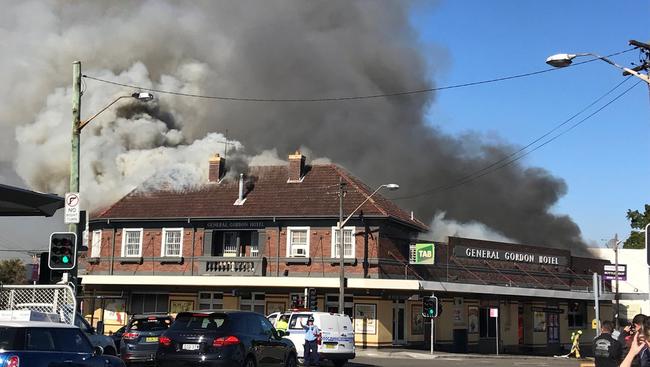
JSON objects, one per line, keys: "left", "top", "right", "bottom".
{"left": 393, "top": 301, "right": 406, "bottom": 344}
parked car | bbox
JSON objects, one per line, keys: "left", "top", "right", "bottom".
{"left": 111, "top": 325, "right": 127, "bottom": 351}
{"left": 157, "top": 310, "right": 297, "bottom": 367}
{"left": 120, "top": 314, "right": 173, "bottom": 365}
{"left": 74, "top": 313, "right": 118, "bottom": 356}
{"left": 267, "top": 311, "right": 355, "bottom": 367}
{"left": 0, "top": 320, "right": 125, "bottom": 367}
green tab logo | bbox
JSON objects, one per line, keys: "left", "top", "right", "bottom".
{"left": 415, "top": 243, "right": 434, "bottom": 264}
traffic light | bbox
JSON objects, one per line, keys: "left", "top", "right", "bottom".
{"left": 422, "top": 296, "right": 439, "bottom": 318}
{"left": 309, "top": 288, "right": 318, "bottom": 311}
{"left": 48, "top": 232, "right": 77, "bottom": 270}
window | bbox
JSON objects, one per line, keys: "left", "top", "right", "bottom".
{"left": 241, "top": 292, "right": 266, "bottom": 314}
{"left": 409, "top": 244, "right": 417, "bottom": 264}
{"left": 223, "top": 232, "right": 238, "bottom": 257}
{"left": 121, "top": 228, "right": 143, "bottom": 257}
{"left": 326, "top": 294, "right": 353, "bottom": 317}
{"left": 91, "top": 230, "right": 102, "bottom": 258}
{"left": 479, "top": 308, "right": 497, "bottom": 338}
{"left": 250, "top": 241, "right": 259, "bottom": 257}
{"left": 331, "top": 227, "right": 355, "bottom": 258}
{"left": 199, "top": 292, "right": 223, "bottom": 310}
{"left": 131, "top": 294, "right": 169, "bottom": 314}
{"left": 568, "top": 301, "right": 586, "bottom": 328}
{"left": 287, "top": 227, "right": 310, "bottom": 257}
{"left": 26, "top": 328, "right": 91, "bottom": 353}
{"left": 161, "top": 228, "right": 183, "bottom": 257}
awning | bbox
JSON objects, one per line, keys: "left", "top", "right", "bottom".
{"left": 0, "top": 183, "right": 64, "bottom": 217}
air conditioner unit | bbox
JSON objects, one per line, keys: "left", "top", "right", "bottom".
{"left": 291, "top": 248, "right": 306, "bottom": 257}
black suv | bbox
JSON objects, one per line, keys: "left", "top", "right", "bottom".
{"left": 157, "top": 310, "right": 297, "bottom": 367}
{"left": 120, "top": 314, "right": 173, "bottom": 365}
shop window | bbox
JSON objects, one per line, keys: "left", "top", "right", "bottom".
{"left": 121, "top": 228, "right": 143, "bottom": 257}
{"left": 162, "top": 228, "right": 183, "bottom": 257}
{"left": 91, "top": 230, "right": 102, "bottom": 258}
{"left": 241, "top": 292, "right": 265, "bottom": 314}
{"left": 325, "top": 294, "right": 353, "bottom": 317}
{"left": 290, "top": 293, "right": 305, "bottom": 308}
{"left": 287, "top": 227, "right": 310, "bottom": 257}
{"left": 568, "top": 302, "right": 586, "bottom": 328}
{"left": 479, "top": 308, "right": 497, "bottom": 338}
{"left": 199, "top": 292, "right": 223, "bottom": 310}
{"left": 131, "top": 294, "right": 169, "bottom": 314}
{"left": 331, "top": 227, "right": 355, "bottom": 258}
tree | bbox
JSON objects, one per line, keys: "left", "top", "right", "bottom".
{"left": 623, "top": 204, "right": 650, "bottom": 249}
{"left": 0, "top": 259, "right": 27, "bottom": 285}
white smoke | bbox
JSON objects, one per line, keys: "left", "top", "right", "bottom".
{"left": 426, "top": 211, "right": 516, "bottom": 243}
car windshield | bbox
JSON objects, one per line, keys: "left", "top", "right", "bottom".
{"left": 170, "top": 313, "right": 227, "bottom": 331}
{"left": 0, "top": 327, "right": 18, "bottom": 350}
{"left": 129, "top": 318, "right": 171, "bottom": 332}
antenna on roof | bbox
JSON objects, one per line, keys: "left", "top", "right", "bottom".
{"left": 224, "top": 129, "right": 230, "bottom": 161}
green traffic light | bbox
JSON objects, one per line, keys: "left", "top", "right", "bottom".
{"left": 62, "top": 255, "right": 70, "bottom": 264}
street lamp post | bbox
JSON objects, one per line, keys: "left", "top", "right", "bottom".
{"left": 337, "top": 180, "right": 399, "bottom": 313}
{"left": 607, "top": 234, "right": 623, "bottom": 329}
{"left": 545, "top": 40, "right": 650, "bottom": 85}
{"left": 69, "top": 61, "right": 153, "bottom": 249}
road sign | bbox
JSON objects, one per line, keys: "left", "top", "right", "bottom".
{"left": 413, "top": 243, "right": 435, "bottom": 265}
{"left": 489, "top": 308, "right": 499, "bottom": 318}
{"left": 603, "top": 264, "right": 627, "bottom": 281}
{"left": 64, "top": 193, "right": 80, "bottom": 224}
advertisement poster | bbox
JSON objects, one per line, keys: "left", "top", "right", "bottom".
{"left": 534, "top": 311, "right": 546, "bottom": 332}
{"left": 170, "top": 300, "right": 195, "bottom": 315}
{"left": 354, "top": 304, "right": 376, "bottom": 334}
{"left": 468, "top": 306, "right": 479, "bottom": 333}
{"left": 103, "top": 299, "right": 127, "bottom": 324}
{"left": 411, "top": 304, "right": 424, "bottom": 335}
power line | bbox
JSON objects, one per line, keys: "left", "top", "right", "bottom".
{"left": 82, "top": 49, "right": 635, "bottom": 103}
{"left": 392, "top": 79, "right": 643, "bottom": 200}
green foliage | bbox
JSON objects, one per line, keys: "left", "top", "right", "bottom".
{"left": 623, "top": 204, "right": 650, "bottom": 249}
{"left": 0, "top": 259, "right": 27, "bottom": 285}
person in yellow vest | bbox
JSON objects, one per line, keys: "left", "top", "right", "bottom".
{"left": 569, "top": 330, "right": 583, "bottom": 358}
{"left": 276, "top": 314, "right": 289, "bottom": 332}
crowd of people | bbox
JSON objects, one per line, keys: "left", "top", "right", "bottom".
{"left": 593, "top": 314, "right": 650, "bottom": 367}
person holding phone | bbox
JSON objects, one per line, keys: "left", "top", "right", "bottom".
{"left": 621, "top": 316, "right": 650, "bottom": 367}
{"left": 619, "top": 314, "right": 648, "bottom": 366}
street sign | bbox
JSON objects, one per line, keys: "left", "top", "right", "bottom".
{"left": 64, "top": 193, "right": 80, "bottom": 224}
{"left": 603, "top": 264, "right": 627, "bottom": 281}
{"left": 489, "top": 308, "right": 499, "bottom": 318}
{"left": 413, "top": 243, "right": 435, "bottom": 265}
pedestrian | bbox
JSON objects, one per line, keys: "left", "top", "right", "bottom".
{"left": 619, "top": 314, "right": 649, "bottom": 367}
{"left": 621, "top": 316, "right": 650, "bottom": 367}
{"left": 592, "top": 320, "right": 622, "bottom": 367}
{"left": 301, "top": 316, "right": 320, "bottom": 367}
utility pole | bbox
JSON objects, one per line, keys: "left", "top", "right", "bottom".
{"left": 614, "top": 233, "right": 620, "bottom": 329}
{"left": 68, "top": 61, "right": 82, "bottom": 287}
{"left": 594, "top": 272, "right": 601, "bottom": 334}
{"left": 338, "top": 177, "right": 346, "bottom": 314}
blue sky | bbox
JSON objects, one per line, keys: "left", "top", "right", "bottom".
{"left": 409, "top": 0, "right": 649, "bottom": 245}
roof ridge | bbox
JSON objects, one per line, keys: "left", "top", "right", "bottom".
{"left": 331, "top": 165, "right": 388, "bottom": 217}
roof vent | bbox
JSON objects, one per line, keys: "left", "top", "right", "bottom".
{"left": 234, "top": 173, "right": 246, "bottom": 206}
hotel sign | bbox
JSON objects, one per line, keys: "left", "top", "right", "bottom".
{"left": 206, "top": 221, "right": 266, "bottom": 229}
{"left": 454, "top": 245, "right": 568, "bottom": 266}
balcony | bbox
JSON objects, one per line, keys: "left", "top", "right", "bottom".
{"left": 198, "top": 257, "right": 266, "bottom": 276}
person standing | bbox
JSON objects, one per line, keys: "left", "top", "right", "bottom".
{"left": 619, "top": 314, "right": 649, "bottom": 367}
{"left": 301, "top": 316, "right": 320, "bottom": 367}
{"left": 593, "top": 321, "right": 622, "bottom": 367}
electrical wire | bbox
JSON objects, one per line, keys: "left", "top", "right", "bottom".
{"left": 82, "top": 49, "right": 636, "bottom": 103}
{"left": 392, "top": 79, "right": 643, "bottom": 200}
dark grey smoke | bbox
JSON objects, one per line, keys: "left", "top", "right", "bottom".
{"left": 0, "top": 1, "right": 584, "bottom": 251}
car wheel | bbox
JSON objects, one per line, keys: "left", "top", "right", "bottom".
{"left": 243, "top": 356, "right": 256, "bottom": 367}
{"left": 332, "top": 359, "right": 347, "bottom": 367}
{"left": 285, "top": 353, "right": 297, "bottom": 367}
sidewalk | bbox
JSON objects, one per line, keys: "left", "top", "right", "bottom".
{"left": 355, "top": 348, "right": 592, "bottom": 360}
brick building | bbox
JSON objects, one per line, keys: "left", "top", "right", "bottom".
{"left": 80, "top": 152, "right": 633, "bottom": 354}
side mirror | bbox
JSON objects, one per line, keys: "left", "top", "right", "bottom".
{"left": 93, "top": 346, "right": 104, "bottom": 356}
{"left": 96, "top": 321, "right": 105, "bottom": 335}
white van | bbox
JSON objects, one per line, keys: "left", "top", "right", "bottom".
{"left": 268, "top": 311, "right": 355, "bottom": 367}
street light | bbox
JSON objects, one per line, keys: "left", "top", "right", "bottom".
{"left": 337, "top": 181, "right": 399, "bottom": 313}
{"left": 605, "top": 235, "right": 623, "bottom": 328}
{"left": 69, "top": 61, "right": 154, "bottom": 258}
{"left": 545, "top": 49, "right": 650, "bottom": 85}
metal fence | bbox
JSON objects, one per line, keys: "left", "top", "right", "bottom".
{"left": 0, "top": 285, "right": 76, "bottom": 324}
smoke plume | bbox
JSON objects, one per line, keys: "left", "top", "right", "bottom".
{"left": 0, "top": 1, "right": 584, "bottom": 250}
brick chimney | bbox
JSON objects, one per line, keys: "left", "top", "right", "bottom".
{"left": 288, "top": 151, "right": 306, "bottom": 182}
{"left": 208, "top": 154, "right": 225, "bottom": 183}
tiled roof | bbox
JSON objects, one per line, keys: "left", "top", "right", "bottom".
{"left": 95, "top": 164, "right": 428, "bottom": 231}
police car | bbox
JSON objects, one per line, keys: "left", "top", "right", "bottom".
{"left": 268, "top": 310, "right": 355, "bottom": 367}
